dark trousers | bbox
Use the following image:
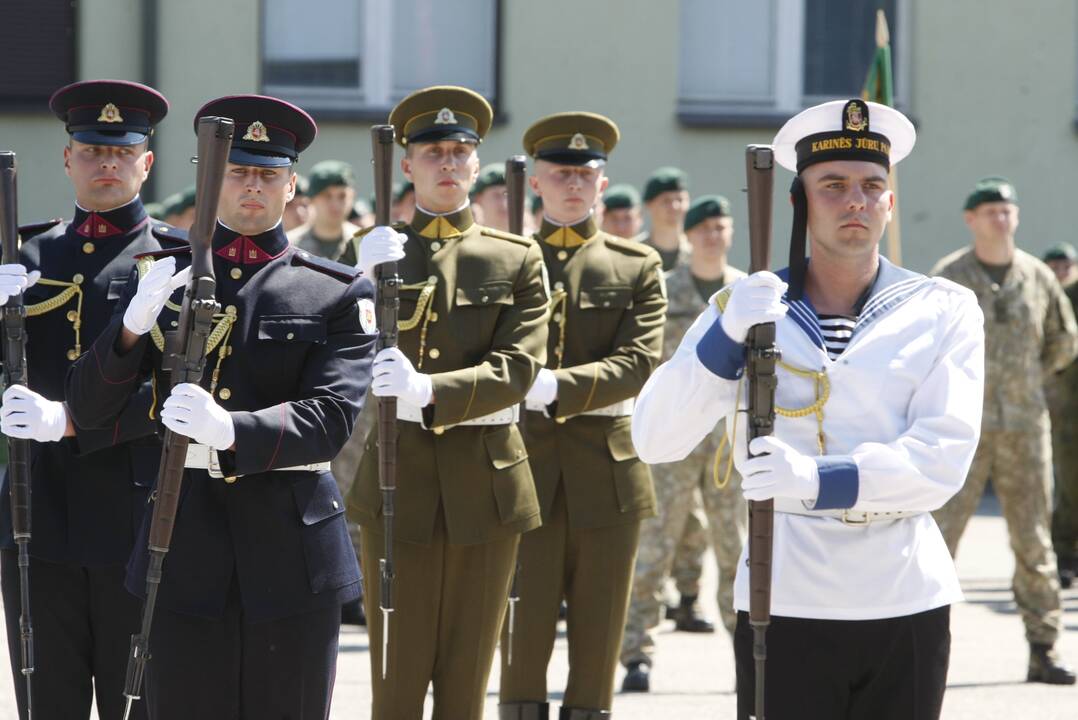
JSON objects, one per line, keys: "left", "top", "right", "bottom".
{"left": 144, "top": 584, "right": 340, "bottom": 720}
{"left": 0, "top": 550, "right": 145, "bottom": 720}
{"left": 735, "top": 606, "right": 951, "bottom": 720}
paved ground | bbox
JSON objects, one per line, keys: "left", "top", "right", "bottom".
{"left": 0, "top": 492, "right": 1075, "bottom": 718}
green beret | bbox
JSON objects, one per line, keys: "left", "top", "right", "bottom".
{"left": 393, "top": 181, "right": 414, "bottom": 203}
{"left": 307, "top": 160, "right": 355, "bottom": 197}
{"left": 161, "top": 184, "right": 196, "bottom": 217}
{"left": 684, "top": 194, "right": 732, "bottom": 231}
{"left": 293, "top": 173, "right": 310, "bottom": 197}
{"left": 643, "top": 167, "right": 689, "bottom": 202}
{"left": 964, "top": 176, "right": 1017, "bottom": 211}
{"left": 1044, "top": 242, "right": 1077, "bottom": 263}
{"left": 603, "top": 184, "right": 641, "bottom": 210}
{"left": 144, "top": 201, "right": 165, "bottom": 220}
{"left": 530, "top": 194, "right": 543, "bottom": 213}
{"left": 473, "top": 162, "right": 506, "bottom": 196}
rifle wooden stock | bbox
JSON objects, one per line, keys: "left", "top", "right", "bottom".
{"left": 371, "top": 124, "right": 399, "bottom": 680}
{"left": 745, "top": 144, "right": 778, "bottom": 720}
{"left": 505, "top": 155, "right": 527, "bottom": 237}
{"left": 0, "top": 150, "right": 35, "bottom": 717}
{"left": 122, "top": 117, "right": 234, "bottom": 720}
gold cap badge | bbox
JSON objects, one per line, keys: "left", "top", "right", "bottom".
{"left": 243, "top": 121, "right": 270, "bottom": 142}
{"left": 569, "top": 133, "right": 589, "bottom": 150}
{"left": 434, "top": 108, "right": 457, "bottom": 125}
{"left": 844, "top": 102, "right": 867, "bottom": 132}
{"left": 98, "top": 103, "right": 123, "bottom": 123}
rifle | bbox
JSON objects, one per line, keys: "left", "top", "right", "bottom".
{"left": 121, "top": 116, "right": 234, "bottom": 720}
{"left": 502, "top": 155, "right": 526, "bottom": 665}
{"left": 0, "top": 151, "right": 34, "bottom": 719}
{"left": 744, "top": 144, "right": 778, "bottom": 720}
{"left": 371, "top": 124, "right": 399, "bottom": 680}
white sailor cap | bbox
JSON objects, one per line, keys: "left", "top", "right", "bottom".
{"left": 773, "top": 99, "right": 916, "bottom": 174}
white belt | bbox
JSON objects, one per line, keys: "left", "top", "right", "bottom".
{"left": 525, "top": 397, "right": 635, "bottom": 417}
{"left": 184, "top": 444, "right": 331, "bottom": 480}
{"left": 395, "top": 399, "right": 519, "bottom": 427}
{"left": 772, "top": 497, "right": 923, "bottom": 526}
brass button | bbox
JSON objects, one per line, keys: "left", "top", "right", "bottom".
{"left": 554, "top": 281, "right": 564, "bottom": 291}
{"left": 286, "top": 332, "right": 295, "bottom": 340}
{"left": 170, "top": 320, "right": 178, "bottom": 327}
{"left": 430, "top": 241, "right": 442, "bottom": 252}
{"left": 557, "top": 250, "right": 568, "bottom": 261}
{"left": 158, "top": 226, "right": 168, "bottom": 233}
{"left": 66, "top": 349, "right": 78, "bottom": 361}
{"left": 72, "top": 273, "right": 84, "bottom": 285}
{"left": 66, "top": 310, "right": 77, "bottom": 322}
{"left": 480, "top": 294, "right": 489, "bottom": 303}
{"left": 219, "top": 388, "right": 232, "bottom": 400}
{"left": 224, "top": 476, "right": 238, "bottom": 484}
{"left": 555, "top": 417, "right": 567, "bottom": 424}
{"left": 428, "top": 348, "right": 440, "bottom": 359}
{"left": 428, "top": 275, "right": 438, "bottom": 283}
{"left": 82, "top": 242, "right": 95, "bottom": 254}
{"left": 603, "top": 301, "right": 611, "bottom": 307}
{"left": 553, "top": 313, "right": 562, "bottom": 323}
{"left": 230, "top": 268, "right": 242, "bottom": 280}
{"left": 429, "top": 312, "right": 438, "bottom": 322}
{"left": 332, "top": 500, "right": 340, "bottom": 510}
{"left": 515, "top": 449, "right": 524, "bottom": 457}
{"left": 432, "top": 426, "right": 445, "bottom": 435}
{"left": 225, "top": 305, "right": 237, "bottom": 315}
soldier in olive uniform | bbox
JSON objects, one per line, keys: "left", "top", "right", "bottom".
{"left": 0, "top": 80, "right": 179, "bottom": 720}
{"left": 933, "top": 177, "right": 1078, "bottom": 685}
{"left": 342, "top": 86, "right": 549, "bottom": 720}
{"left": 1044, "top": 242, "right": 1078, "bottom": 588}
{"left": 640, "top": 167, "right": 691, "bottom": 272}
{"left": 497, "top": 112, "right": 666, "bottom": 720}
{"left": 621, "top": 195, "right": 748, "bottom": 693}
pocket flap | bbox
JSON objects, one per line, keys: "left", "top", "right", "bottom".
{"left": 107, "top": 276, "right": 129, "bottom": 300}
{"left": 579, "top": 286, "right": 633, "bottom": 310}
{"left": 257, "top": 315, "right": 327, "bottom": 343}
{"left": 292, "top": 473, "right": 346, "bottom": 525}
{"left": 605, "top": 424, "right": 639, "bottom": 462}
{"left": 483, "top": 425, "right": 529, "bottom": 470}
{"left": 457, "top": 281, "right": 514, "bottom": 307}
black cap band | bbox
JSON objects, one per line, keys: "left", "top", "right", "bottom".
{"left": 788, "top": 176, "right": 809, "bottom": 302}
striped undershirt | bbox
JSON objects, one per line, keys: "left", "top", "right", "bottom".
{"left": 817, "top": 314, "right": 857, "bottom": 360}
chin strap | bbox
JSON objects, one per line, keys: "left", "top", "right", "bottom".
{"left": 788, "top": 176, "right": 808, "bottom": 301}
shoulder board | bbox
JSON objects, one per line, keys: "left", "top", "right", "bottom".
{"left": 291, "top": 249, "right": 360, "bottom": 283}
{"left": 712, "top": 286, "right": 734, "bottom": 313}
{"left": 479, "top": 226, "right": 535, "bottom": 247}
{"left": 603, "top": 233, "right": 656, "bottom": 258}
{"left": 134, "top": 246, "right": 191, "bottom": 261}
{"left": 18, "top": 218, "right": 63, "bottom": 241}
{"left": 151, "top": 223, "right": 188, "bottom": 246}
{"left": 352, "top": 222, "right": 406, "bottom": 240}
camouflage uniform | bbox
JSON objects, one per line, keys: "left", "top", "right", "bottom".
{"left": 621, "top": 262, "right": 748, "bottom": 668}
{"left": 932, "top": 247, "right": 1078, "bottom": 645}
{"left": 1048, "top": 278, "right": 1078, "bottom": 569}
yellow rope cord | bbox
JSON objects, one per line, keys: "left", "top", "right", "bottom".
{"left": 713, "top": 376, "right": 743, "bottom": 489}
{"left": 25, "top": 275, "right": 85, "bottom": 359}
{"left": 549, "top": 289, "right": 569, "bottom": 369}
{"left": 398, "top": 278, "right": 438, "bottom": 368}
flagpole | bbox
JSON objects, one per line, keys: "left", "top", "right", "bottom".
{"left": 872, "top": 9, "right": 903, "bottom": 265}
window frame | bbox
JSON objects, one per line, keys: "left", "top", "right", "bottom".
{"left": 0, "top": 0, "right": 77, "bottom": 113}
{"left": 258, "top": 0, "right": 504, "bottom": 122}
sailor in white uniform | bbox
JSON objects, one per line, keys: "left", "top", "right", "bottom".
{"left": 631, "top": 99, "right": 985, "bottom": 720}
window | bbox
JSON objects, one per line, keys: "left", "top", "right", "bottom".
{"left": 0, "top": 0, "right": 76, "bottom": 111}
{"left": 678, "top": 0, "right": 906, "bottom": 125}
{"left": 262, "top": 0, "right": 500, "bottom": 117}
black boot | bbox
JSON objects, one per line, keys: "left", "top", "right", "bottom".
{"left": 499, "top": 701, "right": 550, "bottom": 720}
{"left": 621, "top": 661, "right": 650, "bottom": 692}
{"left": 1028, "top": 643, "right": 1077, "bottom": 684}
{"left": 673, "top": 594, "right": 715, "bottom": 633}
{"left": 559, "top": 707, "right": 611, "bottom": 719}
{"left": 1059, "top": 556, "right": 1076, "bottom": 589}
{"left": 340, "top": 598, "right": 366, "bottom": 626}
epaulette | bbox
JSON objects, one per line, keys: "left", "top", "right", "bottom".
{"left": 351, "top": 222, "right": 406, "bottom": 240}
{"left": 603, "top": 233, "right": 655, "bottom": 258}
{"left": 292, "top": 249, "right": 360, "bottom": 283}
{"left": 18, "top": 218, "right": 63, "bottom": 241}
{"left": 479, "top": 226, "right": 534, "bottom": 247}
{"left": 151, "top": 223, "right": 188, "bottom": 246}
{"left": 134, "top": 246, "right": 191, "bottom": 261}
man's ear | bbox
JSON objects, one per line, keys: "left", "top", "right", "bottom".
{"left": 400, "top": 155, "right": 413, "bottom": 182}
{"left": 528, "top": 175, "right": 541, "bottom": 195}
{"left": 63, "top": 145, "right": 72, "bottom": 178}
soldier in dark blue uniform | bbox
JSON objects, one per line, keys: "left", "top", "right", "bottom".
{"left": 0, "top": 79, "right": 179, "bottom": 720}
{"left": 64, "top": 94, "right": 374, "bottom": 719}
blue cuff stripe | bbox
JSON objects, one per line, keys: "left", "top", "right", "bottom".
{"left": 696, "top": 320, "right": 745, "bottom": 380}
{"left": 813, "top": 456, "right": 859, "bottom": 510}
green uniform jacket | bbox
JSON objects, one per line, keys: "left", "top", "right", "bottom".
{"left": 527, "top": 215, "right": 666, "bottom": 529}
{"left": 343, "top": 206, "right": 549, "bottom": 545}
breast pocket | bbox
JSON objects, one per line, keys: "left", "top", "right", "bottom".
{"left": 455, "top": 281, "right": 515, "bottom": 346}
{"left": 257, "top": 315, "right": 327, "bottom": 344}
{"left": 107, "top": 277, "right": 129, "bottom": 301}
{"left": 579, "top": 285, "right": 634, "bottom": 311}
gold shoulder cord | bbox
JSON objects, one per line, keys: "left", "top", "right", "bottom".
{"left": 548, "top": 288, "right": 569, "bottom": 369}
{"left": 711, "top": 293, "right": 831, "bottom": 489}
{"left": 25, "top": 275, "right": 85, "bottom": 360}
{"left": 397, "top": 276, "right": 438, "bottom": 368}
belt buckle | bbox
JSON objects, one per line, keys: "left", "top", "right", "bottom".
{"left": 206, "top": 448, "right": 223, "bottom": 479}
{"left": 841, "top": 509, "right": 871, "bottom": 526}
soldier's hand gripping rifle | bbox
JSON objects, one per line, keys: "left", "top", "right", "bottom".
{"left": 745, "top": 144, "right": 778, "bottom": 720}
{"left": 121, "top": 116, "right": 234, "bottom": 720}
{"left": 370, "top": 124, "right": 399, "bottom": 680}
{"left": 1, "top": 151, "right": 35, "bottom": 719}
{"left": 503, "top": 154, "right": 527, "bottom": 666}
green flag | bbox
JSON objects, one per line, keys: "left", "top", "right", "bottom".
{"left": 862, "top": 10, "right": 894, "bottom": 106}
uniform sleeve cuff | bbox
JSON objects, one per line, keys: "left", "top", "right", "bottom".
{"left": 812, "top": 456, "right": 859, "bottom": 510}
{"left": 695, "top": 319, "right": 745, "bottom": 380}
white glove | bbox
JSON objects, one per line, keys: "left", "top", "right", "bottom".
{"left": 525, "top": 368, "right": 558, "bottom": 406}
{"left": 719, "top": 271, "right": 789, "bottom": 344}
{"left": 736, "top": 436, "right": 819, "bottom": 503}
{"left": 122, "top": 256, "right": 191, "bottom": 335}
{"left": 0, "top": 385, "right": 67, "bottom": 442}
{"left": 0, "top": 264, "right": 40, "bottom": 306}
{"left": 160, "top": 382, "right": 235, "bottom": 450}
{"left": 357, "top": 225, "right": 408, "bottom": 279}
{"left": 371, "top": 347, "right": 433, "bottom": 407}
